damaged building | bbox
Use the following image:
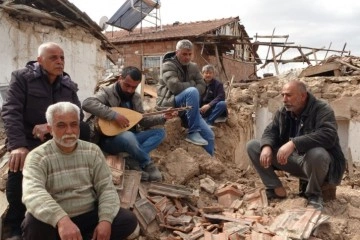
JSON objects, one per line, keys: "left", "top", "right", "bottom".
{"left": 104, "top": 16, "right": 261, "bottom": 84}
{"left": 1, "top": 0, "right": 360, "bottom": 239}
{"left": 0, "top": 0, "right": 116, "bottom": 104}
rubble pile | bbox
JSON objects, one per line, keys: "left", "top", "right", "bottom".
{"left": 322, "top": 55, "right": 360, "bottom": 76}
{"left": 107, "top": 155, "right": 329, "bottom": 240}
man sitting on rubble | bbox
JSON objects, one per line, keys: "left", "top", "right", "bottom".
{"left": 200, "top": 64, "right": 228, "bottom": 128}
{"left": 83, "top": 66, "right": 175, "bottom": 182}
{"left": 156, "top": 39, "right": 215, "bottom": 156}
{"left": 21, "top": 102, "right": 138, "bottom": 240}
{"left": 246, "top": 80, "right": 346, "bottom": 211}
{"left": 1, "top": 42, "right": 90, "bottom": 240}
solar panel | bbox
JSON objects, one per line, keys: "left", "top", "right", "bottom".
{"left": 107, "top": 0, "right": 160, "bottom": 31}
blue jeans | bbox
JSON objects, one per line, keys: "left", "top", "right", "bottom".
{"left": 175, "top": 87, "right": 214, "bottom": 156}
{"left": 100, "top": 128, "right": 165, "bottom": 168}
{"left": 202, "top": 101, "right": 227, "bottom": 125}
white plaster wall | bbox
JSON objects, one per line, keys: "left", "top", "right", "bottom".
{"left": 254, "top": 107, "right": 273, "bottom": 139}
{"left": 0, "top": 11, "right": 107, "bottom": 104}
{"left": 348, "top": 120, "right": 360, "bottom": 166}
{"left": 337, "top": 120, "right": 349, "bottom": 154}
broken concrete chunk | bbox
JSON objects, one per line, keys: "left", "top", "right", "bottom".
{"left": 200, "top": 177, "right": 217, "bottom": 194}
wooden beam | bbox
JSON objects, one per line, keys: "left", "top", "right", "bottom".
{"left": 271, "top": 46, "right": 279, "bottom": 75}
{"left": 214, "top": 44, "right": 223, "bottom": 80}
{"left": 297, "top": 47, "right": 311, "bottom": 65}
{"left": 260, "top": 46, "right": 290, "bottom": 69}
{"left": 325, "top": 42, "right": 332, "bottom": 59}
{"left": 264, "top": 28, "right": 276, "bottom": 63}
{"left": 253, "top": 34, "right": 289, "bottom": 38}
{"left": 298, "top": 62, "right": 341, "bottom": 77}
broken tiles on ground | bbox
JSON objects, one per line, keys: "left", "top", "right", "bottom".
{"left": 106, "top": 155, "right": 329, "bottom": 239}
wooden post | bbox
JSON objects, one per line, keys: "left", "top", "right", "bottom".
{"left": 271, "top": 46, "right": 279, "bottom": 75}
{"left": 226, "top": 75, "right": 235, "bottom": 100}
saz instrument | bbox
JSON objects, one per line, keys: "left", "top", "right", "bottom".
{"left": 98, "top": 106, "right": 192, "bottom": 136}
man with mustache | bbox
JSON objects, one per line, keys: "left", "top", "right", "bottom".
{"left": 246, "top": 80, "right": 346, "bottom": 211}
{"left": 83, "top": 66, "right": 174, "bottom": 182}
{"left": 21, "top": 102, "right": 138, "bottom": 240}
{"left": 156, "top": 39, "right": 214, "bottom": 156}
{"left": 1, "top": 42, "right": 89, "bottom": 240}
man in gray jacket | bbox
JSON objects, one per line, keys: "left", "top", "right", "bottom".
{"left": 247, "top": 80, "right": 346, "bottom": 211}
{"left": 83, "top": 66, "right": 174, "bottom": 182}
{"left": 157, "top": 39, "right": 214, "bottom": 156}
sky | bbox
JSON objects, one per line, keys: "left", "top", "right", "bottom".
{"left": 70, "top": 0, "right": 360, "bottom": 74}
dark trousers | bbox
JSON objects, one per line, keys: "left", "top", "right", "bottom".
{"left": 4, "top": 121, "right": 91, "bottom": 234}
{"left": 21, "top": 208, "right": 138, "bottom": 240}
{"left": 246, "top": 139, "right": 331, "bottom": 197}
{"left": 4, "top": 171, "right": 25, "bottom": 235}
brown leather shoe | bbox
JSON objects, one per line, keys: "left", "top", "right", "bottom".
{"left": 266, "top": 186, "right": 287, "bottom": 200}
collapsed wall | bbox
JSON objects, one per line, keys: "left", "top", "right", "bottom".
{"left": 238, "top": 74, "right": 360, "bottom": 166}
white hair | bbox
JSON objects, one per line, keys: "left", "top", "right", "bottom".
{"left": 46, "top": 102, "right": 80, "bottom": 126}
{"left": 202, "top": 64, "right": 215, "bottom": 73}
{"left": 38, "top": 42, "right": 62, "bottom": 57}
{"left": 176, "top": 39, "right": 193, "bottom": 51}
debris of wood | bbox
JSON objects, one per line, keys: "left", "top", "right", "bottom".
{"left": 298, "top": 62, "right": 341, "bottom": 77}
{"left": 148, "top": 182, "right": 194, "bottom": 198}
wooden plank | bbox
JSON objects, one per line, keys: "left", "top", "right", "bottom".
{"left": 148, "top": 182, "right": 194, "bottom": 198}
{"left": 271, "top": 46, "right": 279, "bottom": 75}
{"left": 297, "top": 48, "right": 311, "bottom": 65}
{"left": 298, "top": 62, "right": 341, "bottom": 77}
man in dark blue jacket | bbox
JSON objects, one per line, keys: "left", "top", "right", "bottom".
{"left": 1, "top": 42, "right": 89, "bottom": 240}
{"left": 200, "top": 65, "right": 228, "bottom": 127}
{"left": 246, "top": 80, "right": 345, "bottom": 211}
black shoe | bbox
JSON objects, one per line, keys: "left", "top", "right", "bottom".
{"left": 266, "top": 188, "right": 286, "bottom": 200}
{"left": 307, "top": 195, "right": 323, "bottom": 211}
{"left": 144, "top": 162, "right": 162, "bottom": 182}
{"left": 125, "top": 157, "right": 149, "bottom": 181}
{"left": 125, "top": 157, "right": 141, "bottom": 171}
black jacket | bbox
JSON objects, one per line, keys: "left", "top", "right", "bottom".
{"left": 1, "top": 61, "right": 83, "bottom": 151}
{"left": 260, "top": 92, "right": 346, "bottom": 185}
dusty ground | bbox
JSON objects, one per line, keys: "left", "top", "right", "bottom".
{"left": 153, "top": 119, "right": 360, "bottom": 239}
